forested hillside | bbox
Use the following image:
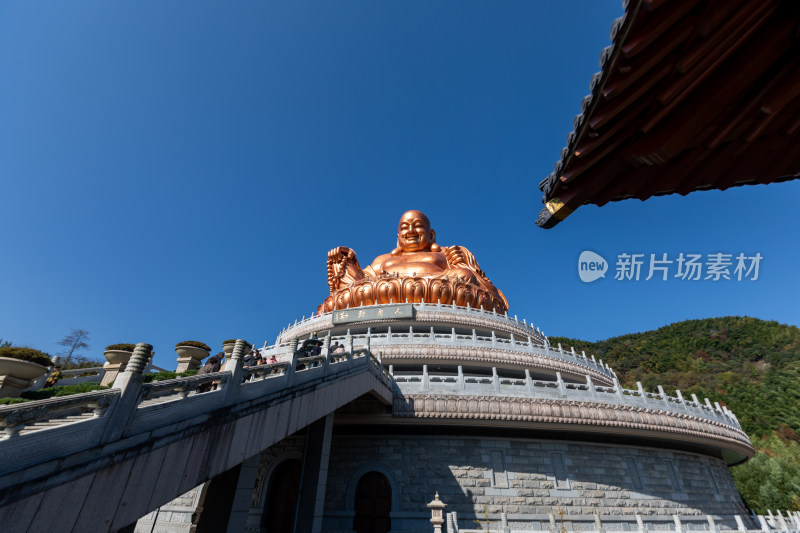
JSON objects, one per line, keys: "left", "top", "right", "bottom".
{"left": 550, "top": 316, "right": 800, "bottom": 512}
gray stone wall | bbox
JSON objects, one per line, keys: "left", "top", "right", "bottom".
{"left": 244, "top": 433, "right": 306, "bottom": 533}
{"left": 323, "top": 434, "right": 744, "bottom": 532}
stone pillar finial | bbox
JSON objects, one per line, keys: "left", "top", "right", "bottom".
{"left": 230, "top": 339, "right": 247, "bottom": 360}
{"left": 126, "top": 343, "right": 153, "bottom": 375}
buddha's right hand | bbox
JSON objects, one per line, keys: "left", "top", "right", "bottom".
{"left": 327, "top": 247, "right": 363, "bottom": 292}
{"left": 328, "top": 246, "right": 356, "bottom": 263}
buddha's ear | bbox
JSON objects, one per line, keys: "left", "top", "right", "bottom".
{"left": 429, "top": 229, "right": 440, "bottom": 251}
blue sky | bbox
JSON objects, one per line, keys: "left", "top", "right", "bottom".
{"left": 2, "top": 1, "right": 798, "bottom": 369}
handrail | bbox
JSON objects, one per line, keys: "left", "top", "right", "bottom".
{"left": 392, "top": 370, "right": 742, "bottom": 430}
{"left": 279, "top": 301, "right": 549, "bottom": 343}
{"left": 261, "top": 332, "right": 615, "bottom": 379}
{"left": 0, "top": 389, "right": 118, "bottom": 438}
{"left": 0, "top": 346, "right": 392, "bottom": 446}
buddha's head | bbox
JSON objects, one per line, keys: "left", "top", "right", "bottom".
{"left": 396, "top": 210, "right": 438, "bottom": 253}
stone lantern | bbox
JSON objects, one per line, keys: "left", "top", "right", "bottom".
{"left": 427, "top": 492, "right": 447, "bottom": 533}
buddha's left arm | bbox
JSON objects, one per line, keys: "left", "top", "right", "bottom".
{"left": 444, "top": 245, "right": 487, "bottom": 279}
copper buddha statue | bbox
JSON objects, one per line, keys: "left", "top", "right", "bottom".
{"left": 319, "top": 210, "right": 508, "bottom": 314}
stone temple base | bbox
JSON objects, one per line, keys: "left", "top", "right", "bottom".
{"left": 319, "top": 433, "right": 744, "bottom": 533}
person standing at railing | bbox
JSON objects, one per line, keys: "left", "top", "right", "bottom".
{"left": 196, "top": 355, "right": 221, "bottom": 393}
{"left": 332, "top": 342, "right": 345, "bottom": 360}
{"left": 243, "top": 349, "right": 257, "bottom": 368}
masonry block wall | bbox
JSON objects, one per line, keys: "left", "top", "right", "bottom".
{"left": 322, "top": 434, "right": 744, "bottom": 532}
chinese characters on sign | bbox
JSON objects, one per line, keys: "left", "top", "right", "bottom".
{"left": 331, "top": 303, "right": 414, "bottom": 324}
{"left": 613, "top": 253, "right": 762, "bottom": 281}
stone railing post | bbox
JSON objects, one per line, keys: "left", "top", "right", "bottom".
{"left": 676, "top": 390, "right": 689, "bottom": 412}
{"left": 322, "top": 332, "right": 331, "bottom": 375}
{"left": 492, "top": 367, "right": 500, "bottom": 393}
{"left": 556, "top": 372, "right": 566, "bottom": 397}
{"left": 102, "top": 343, "right": 152, "bottom": 444}
{"left": 636, "top": 381, "right": 646, "bottom": 403}
{"left": 457, "top": 366, "right": 465, "bottom": 391}
{"left": 286, "top": 339, "right": 298, "bottom": 387}
{"left": 586, "top": 375, "right": 597, "bottom": 398}
{"left": 776, "top": 511, "right": 789, "bottom": 531}
{"left": 734, "top": 515, "right": 747, "bottom": 532}
{"left": 636, "top": 515, "right": 645, "bottom": 533}
{"left": 595, "top": 514, "right": 605, "bottom": 533}
{"left": 422, "top": 365, "right": 429, "bottom": 392}
{"left": 707, "top": 515, "right": 719, "bottom": 533}
{"left": 525, "top": 369, "right": 534, "bottom": 394}
{"left": 223, "top": 339, "right": 246, "bottom": 405}
{"left": 658, "top": 386, "right": 669, "bottom": 405}
{"left": 673, "top": 515, "right": 683, "bottom": 533}
{"left": 614, "top": 378, "right": 625, "bottom": 400}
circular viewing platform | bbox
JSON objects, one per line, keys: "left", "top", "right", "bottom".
{"left": 261, "top": 302, "right": 753, "bottom": 465}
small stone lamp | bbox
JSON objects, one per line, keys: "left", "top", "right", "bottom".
{"left": 427, "top": 492, "right": 447, "bottom": 533}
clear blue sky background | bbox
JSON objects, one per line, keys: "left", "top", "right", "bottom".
{"left": 2, "top": 1, "right": 799, "bottom": 369}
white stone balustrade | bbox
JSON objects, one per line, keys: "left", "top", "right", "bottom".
{"left": 279, "top": 302, "right": 549, "bottom": 345}
{"left": 444, "top": 511, "right": 800, "bottom": 533}
{"left": 262, "top": 326, "right": 615, "bottom": 381}
{"left": 392, "top": 367, "right": 743, "bottom": 430}
{"left": 0, "top": 341, "right": 391, "bottom": 475}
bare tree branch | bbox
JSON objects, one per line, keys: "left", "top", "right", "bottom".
{"left": 58, "top": 329, "right": 90, "bottom": 367}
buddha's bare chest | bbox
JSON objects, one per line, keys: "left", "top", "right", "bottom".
{"left": 379, "top": 253, "right": 448, "bottom": 275}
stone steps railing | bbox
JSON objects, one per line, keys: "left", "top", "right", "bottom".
{"left": 278, "top": 301, "right": 549, "bottom": 345}
{"left": 392, "top": 367, "right": 742, "bottom": 430}
{"left": 0, "top": 341, "right": 390, "bottom": 476}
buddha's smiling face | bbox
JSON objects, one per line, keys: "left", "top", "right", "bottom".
{"left": 397, "top": 210, "right": 435, "bottom": 253}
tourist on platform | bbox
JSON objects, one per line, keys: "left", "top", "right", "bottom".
{"left": 267, "top": 354, "right": 278, "bottom": 365}
{"left": 243, "top": 349, "right": 257, "bottom": 367}
{"left": 196, "top": 355, "right": 221, "bottom": 393}
{"left": 44, "top": 366, "right": 62, "bottom": 388}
